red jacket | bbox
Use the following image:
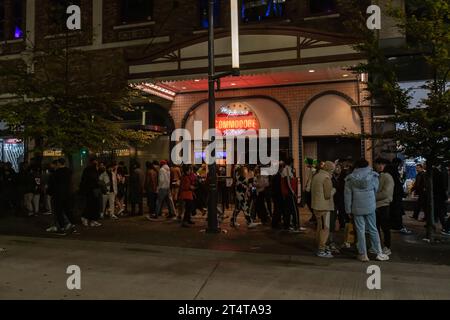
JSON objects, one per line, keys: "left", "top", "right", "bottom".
{"left": 179, "top": 176, "right": 194, "bottom": 200}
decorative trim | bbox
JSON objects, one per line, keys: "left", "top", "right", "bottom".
{"left": 303, "top": 13, "right": 341, "bottom": 21}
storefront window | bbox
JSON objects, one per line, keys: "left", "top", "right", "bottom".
{"left": 199, "top": 0, "right": 221, "bottom": 29}
{"left": 121, "top": 0, "right": 154, "bottom": 24}
{"left": 309, "top": 0, "right": 336, "bottom": 15}
{"left": 241, "top": 0, "right": 286, "bottom": 23}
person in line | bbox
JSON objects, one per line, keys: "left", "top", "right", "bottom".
{"left": 311, "top": 161, "right": 336, "bottom": 258}
{"left": 179, "top": 165, "right": 195, "bottom": 227}
{"left": 116, "top": 164, "right": 127, "bottom": 216}
{"left": 281, "top": 158, "right": 305, "bottom": 233}
{"left": 99, "top": 163, "right": 118, "bottom": 219}
{"left": 170, "top": 163, "right": 182, "bottom": 219}
{"left": 411, "top": 163, "right": 427, "bottom": 221}
{"left": 23, "top": 165, "right": 41, "bottom": 217}
{"left": 118, "top": 161, "right": 129, "bottom": 214}
{"left": 231, "top": 165, "right": 259, "bottom": 229}
{"left": 41, "top": 162, "right": 55, "bottom": 216}
{"left": 153, "top": 160, "right": 176, "bottom": 219}
{"left": 374, "top": 158, "right": 395, "bottom": 256}
{"left": 129, "top": 161, "right": 145, "bottom": 216}
{"left": 344, "top": 159, "right": 389, "bottom": 262}
{"left": 390, "top": 158, "right": 412, "bottom": 234}
{"left": 80, "top": 157, "right": 102, "bottom": 227}
{"left": 144, "top": 161, "right": 158, "bottom": 220}
{"left": 47, "top": 158, "right": 76, "bottom": 234}
{"left": 254, "top": 166, "right": 270, "bottom": 225}
{"left": 271, "top": 161, "right": 284, "bottom": 229}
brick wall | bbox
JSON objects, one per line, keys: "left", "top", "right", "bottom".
{"left": 169, "top": 80, "right": 371, "bottom": 174}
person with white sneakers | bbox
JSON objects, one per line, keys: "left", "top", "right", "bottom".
{"left": 99, "top": 163, "right": 118, "bottom": 220}
{"left": 344, "top": 159, "right": 389, "bottom": 262}
{"left": 374, "top": 158, "right": 395, "bottom": 257}
{"left": 311, "top": 161, "right": 336, "bottom": 258}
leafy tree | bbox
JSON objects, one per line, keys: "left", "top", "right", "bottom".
{"left": 0, "top": 41, "right": 158, "bottom": 167}
{"left": 338, "top": 0, "right": 449, "bottom": 239}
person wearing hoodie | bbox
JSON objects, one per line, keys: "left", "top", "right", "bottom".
{"left": 344, "top": 159, "right": 389, "bottom": 262}
{"left": 152, "top": 160, "right": 176, "bottom": 219}
{"left": 311, "top": 161, "right": 336, "bottom": 258}
{"left": 374, "top": 158, "right": 395, "bottom": 256}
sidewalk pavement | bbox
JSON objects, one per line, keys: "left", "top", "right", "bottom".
{"left": 0, "top": 234, "right": 449, "bottom": 300}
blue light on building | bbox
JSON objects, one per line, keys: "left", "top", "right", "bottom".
{"left": 14, "top": 26, "right": 23, "bottom": 39}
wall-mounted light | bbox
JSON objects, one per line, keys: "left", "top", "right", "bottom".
{"left": 230, "top": 0, "right": 240, "bottom": 69}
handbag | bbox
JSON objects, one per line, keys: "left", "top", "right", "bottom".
{"left": 344, "top": 221, "right": 355, "bottom": 244}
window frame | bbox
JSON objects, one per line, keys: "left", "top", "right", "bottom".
{"left": 240, "top": 0, "right": 287, "bottom": 24}
{"left": 308, "top": 0, "right": 337, "bottom": 16}
{"left": 120, "top": 0, "right": 154, "bottom": 25}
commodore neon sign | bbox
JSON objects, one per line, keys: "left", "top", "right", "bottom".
{"left": 215, "top": 103, "right": 259, "bottom": 135}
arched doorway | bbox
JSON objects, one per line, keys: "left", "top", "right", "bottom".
{"left": 299, "top": 91, "right": 364, "bottom": 185}
{"left": 182, "top": 96, "right": 292, "bottom": 166}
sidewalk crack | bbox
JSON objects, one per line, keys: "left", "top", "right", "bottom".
{"left": 193, "top": 261, "right": 220, "bottom": 300}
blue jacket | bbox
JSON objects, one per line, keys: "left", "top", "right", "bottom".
{"left": 344, "top": 167, "right": 379, "bottom": 215}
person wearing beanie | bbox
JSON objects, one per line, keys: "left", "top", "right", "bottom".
{"left": 311, "top": 161, "right": 336, "bottom": 258}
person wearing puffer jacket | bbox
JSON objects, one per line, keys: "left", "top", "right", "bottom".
{"left": 344, "top": 159, "right": 389, "bottom": 262}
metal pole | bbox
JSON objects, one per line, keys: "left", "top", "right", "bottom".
{"left": 206, "top": 0, "right": 219, "bottom": 233}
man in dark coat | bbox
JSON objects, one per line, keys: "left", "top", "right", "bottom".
{"left": 80, "top": 157, "right": 102, "bottom": 227}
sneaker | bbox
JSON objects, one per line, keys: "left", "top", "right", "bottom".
{"left": 317, "top": 250, "right": 334, "bottom": 258}
{"left": 382, "top": 247, "right": 392, "bottom": 256}
{"left": 375, "top": 253, "right": 390, "bottom": 261}
{"left": 64, "top": 223, "right": 74, "bottom": 232}
{"left": 400, "top": 227, "right": 413, "bottom": 235}
{"left": 329, "top": 243, "right": 340, "bottom": 254}
{"left": 81, "top": 217, "right": 89, "bottom": 227}
{"left": 230, "top": 222, "right": 240, "bottom": 228}
{"left": 110, "top": 214, "right": 119, "bottom": 220}
{"left": 341, "top": 242, "right": 351, "bottom": 249}
{"left": 441, "top": 230, "right": 450, "bottom": 236}
{"left": 248, "top": 222, "right": 260, "bottom": 229}
{"left": 90, "top": 221, "right": 102, "bottom": 227}
{"left": 42, "top": 211, "right": 53, "bottom": 216}
{"left": 46, "top": 226, "right": 59, "bottom": 233}
{"left": 299, "top": 227, "right": 307, "bottom": 232}
{"left": 357, "top": 254, "right": 370, "bottom": 262}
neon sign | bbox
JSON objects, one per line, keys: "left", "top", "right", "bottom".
{"left": 216, "top": 103, "right": 260, "bottom": 136}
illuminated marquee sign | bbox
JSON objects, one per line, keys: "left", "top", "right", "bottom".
{"left": 215, "top": 103, "right": 260, "bottom": 136}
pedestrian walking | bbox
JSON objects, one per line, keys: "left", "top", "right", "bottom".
{"left": 153, "top": 160, "right": 176, "bottom": 219}
{"left": 144, "top": 161, "right": 158, "bottom": 219}
{"left": 281, "top": 158, "right": 304, "bottom": 233}
{"left": 129, "top": 161, "right": 145, "bottom": 216}
{"left": 411, "top": 163, "right": 426, "bottom": 221}
{"left": 99, "top": 163, "right": 118, "bottom": 219}
{"left": 180, "top": 165, "right": 195, "bottom": 227}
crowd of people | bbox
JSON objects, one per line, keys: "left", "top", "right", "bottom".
{"left": 0, "top": 155, "right": 448, "bottom": 262}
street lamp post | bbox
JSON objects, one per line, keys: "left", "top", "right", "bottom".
{"left": 206, "top": 0, "right": 240, "bottom": 233}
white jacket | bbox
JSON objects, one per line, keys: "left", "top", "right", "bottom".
{"left": 158, "top": 165, "right": 171, "bottom": 190}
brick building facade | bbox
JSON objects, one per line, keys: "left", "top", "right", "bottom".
{"left": 0, "top": 0, "right": 392, "bottom": 179}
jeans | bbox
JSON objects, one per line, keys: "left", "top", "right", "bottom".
{"left": 147, "top": 192, "right": 157, "bottom": 215}
{"left": 376, "top": 206, "right": 391, "bottom": 249}
{"left": 155, "top": 188, "right": 175, "bottom": 217}
{"left": 24, "top": 193, "right": 40, "bottom": 214}
{"left": 102, "top": 192, "right": 116, "bottom": 217}
{"left": 283, "top": 193, "right": 299, "bottom": 230}
{"left": 353, "top": 213, "right": 382, "bottom": 256}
